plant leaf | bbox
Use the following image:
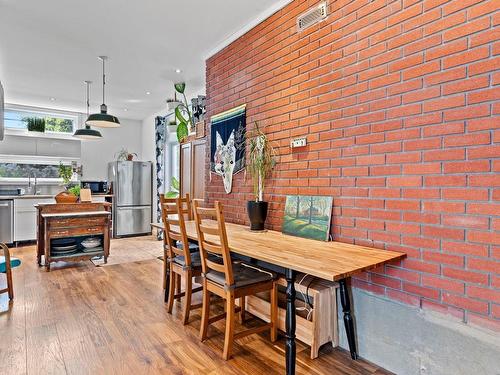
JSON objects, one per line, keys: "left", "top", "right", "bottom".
{"left": 176, "top": 121, "right": 189, "bottom": 143}
{"left": 171, "top": 176, "right": 180, "bottom": 191}
{"left": 175, "top": 106, "right": 188, "bottom": 123}
{"left": 164, "top": 191, "right": 179, "bottom": 198}
{"left": 174, "top": 82, "right": 186, "bottom": 94}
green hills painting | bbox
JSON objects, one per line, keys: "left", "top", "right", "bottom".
{"left": 282, "top": 195, "right": 333, "bottom": 241}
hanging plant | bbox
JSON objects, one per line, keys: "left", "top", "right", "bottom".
{"left": 173, "top": 82, "right": 194, "bottom": 143}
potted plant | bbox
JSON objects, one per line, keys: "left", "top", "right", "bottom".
{"left": 55, "top": 163, "right": 79, "bottom": 203}
{"left": 173, "top": 82, "right": 194, "bottom": 143}
{"left": 247, "top": 122, "right": 276, "bottom": 231}
{"left": 164, "top": 176, "right": 180, "bottom": 198}
{"left": 24, "top": 117, "right": 46, "bottom": 132}
{"left": 115, "top": 148, "right": 137, "bottom": 161}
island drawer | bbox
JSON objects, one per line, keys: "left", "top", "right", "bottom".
{"left": 49, "top": 226, "right": 106, "bottom": 238}
{"left": 48, "top": 216, "right": 108, "bottom": 228}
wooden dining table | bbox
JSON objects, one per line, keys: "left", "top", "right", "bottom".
{"left": 152, "top": 220, "right": 405, "bottom": 375}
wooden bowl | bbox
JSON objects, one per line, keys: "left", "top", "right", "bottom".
{"left": 55, "top": 191, "right": 79, "bottom": 204}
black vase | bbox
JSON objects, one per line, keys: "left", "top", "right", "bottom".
{"left": 247, "top": 201, "right": 269, "bottom": 231}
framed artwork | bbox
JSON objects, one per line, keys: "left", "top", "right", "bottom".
{"left": 210, "top": 104, "right": 246, "bottom": 194}
{"left": 282, "top": 195, "right": 333, "bottom": 241}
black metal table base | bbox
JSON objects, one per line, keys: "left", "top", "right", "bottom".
{"left": 339, "top": 278, "right": 358, "bottom": 360}
{"left": 285, "top": 268, "right": 296, "bottom": 375}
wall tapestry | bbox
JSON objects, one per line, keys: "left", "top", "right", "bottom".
{"left": 210, "top": 104, "right": 246, "bottom": 194}
{"left": 282, "top": 195, "right": 334, "bottom": 241}
{"left": 155, "top": 115, "right": 167, "bottom": 239}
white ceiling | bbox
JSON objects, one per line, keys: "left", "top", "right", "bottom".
{"left": 0, "top": 0, "right": 287, "bottom": 120}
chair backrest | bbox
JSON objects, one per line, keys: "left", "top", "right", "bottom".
{"left": 192, "top": 200, "right": 234, "bottom": 286}
{"left": 0, "top": 243, "right": 10, "bottom": 264}
{"left": 160, "top": 194, "right": 193, "bottom": 265}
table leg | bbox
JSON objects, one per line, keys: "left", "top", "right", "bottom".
{"left": 339, "top": 278, "right": 358, "bottom": 360}
{"left": 285, "top": 268, "right": 296, "bottom": 375}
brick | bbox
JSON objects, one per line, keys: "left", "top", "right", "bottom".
{"left": 403, "top": 282, "right": 440, "bottom": 300}
{"left": 422, "top": 275, "right": 465, "bottom": 294}
{"left": 467, "top": 203, "right": 500, "bottom": 216}
{"left": 469, "top": 87, "right": 500, "bottom": 104}
{"left": 422, "top": 226, "right": 464, "bottom": 240}
{"left": 443, "top": 267, "right": 488, "bottom": 285}
{"left": 424, "top": 175, "right": 466, "bottom": 187}
{"left": 426, "top": 39, "right": 468, "bottom": 61}
{"left": 444, "top": 133, "right": 490, "bottom": 147}
{"left": 468, "top": 258, "right": 500, "bottom": 273}
{"left": 404, "top": 259, "right": 440, "bottom": 274}
{"left": 423, "top": 201, "right": 465, "bottom": 213}
{"left": 468, "top": 286, "right": 500, "bottom": 304}
{"left": 468, "top": 230, "right": 500, "bottom": 245}
{"left": 442, "top": 214, "right": 489, "bottom": 229}
{"left": 442, "top": 188, "right": 489, "bottom": 201}
{"left": 443, "top": 17, "right": 490, "bottom": 42}
{"left": 469, "top": 57, "right": 500, "bottom": 76}
{"left": 442, "top": 293, "right": 489, "bottom": 314}
{"left": 443, "top": 76, "right": 490, "bottom": 95}
{"left": 443, "top": 46, "right": 490, "bottom": 69}
{"left": 423, "top": 95, "right": 465, "bottom": 113}
{"left": 443, "top": 160, "right": 490, "bottom": 173}
{"left": 425, "top": 67, "right": 466, "bottom": 86}
{"left": 423, "top": 122, "right": 464, "bottom": 137}
{"left": 442, "top": 241, "right": 488, "bottom": 257}
{"left": 371, "top": 274, "right": 402, "bottom": 289}
{"left": 386, "top": 289, "right": 421, "bottom": 306}
{"left": 469, "top": 174, "right": 500, "bottom": 186}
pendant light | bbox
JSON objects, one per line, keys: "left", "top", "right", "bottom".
{"left": 74, "top": 81, "right": 102, "bottom": 140}
{"left": 86, "top": 56, "right": 120, "bottom": 128}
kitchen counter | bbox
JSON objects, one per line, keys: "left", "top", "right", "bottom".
{"left": 0, "top": 194, "right": 113, "bottom": 200}
{"left": 0, "top": 194, "right": 54, "bottom": 200}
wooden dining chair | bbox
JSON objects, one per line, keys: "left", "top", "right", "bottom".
{"left": 0, "top": 243, "right": 21, "bottom": 300}
{"left": 160, "top": 193, "right": 197, "bottom": 294}
{"left": 193, "top": 199, "right": 278, "bottom": 360}
{"left": 162, "top": 196, "right": 204, "bottom": 325}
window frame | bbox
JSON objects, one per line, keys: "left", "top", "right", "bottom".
{"left": 3, "top": 103, "right": 81, "bottom": 138}
{"left": 0, "top": 155, "right": 77, "bottom": 184}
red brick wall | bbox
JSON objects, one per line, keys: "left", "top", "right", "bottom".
{"left": 205, "top": 0, "right": 499, "bottom": 329}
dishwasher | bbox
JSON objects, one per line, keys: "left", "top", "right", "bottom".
{"left": 0, "top": 200, "right": 14, "bottom": 244}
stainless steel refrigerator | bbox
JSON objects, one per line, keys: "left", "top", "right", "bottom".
{"left": 108, "top": 161, "right": 152, "bottom": 237}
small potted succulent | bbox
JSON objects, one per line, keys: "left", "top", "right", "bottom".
{"left": 247, "top": 122, "right": 276, "bottom": 231}
{"left": 55, "top": 163, "right": 79, "bottom": 203}
{"left": 116, "top": 148, "right": 137, "bottom": 161}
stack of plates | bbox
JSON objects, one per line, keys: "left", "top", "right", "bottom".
{"left": 52, "top": 238, "right": 78, "bottom": 256}
{"left": 81, "top": 237, "right": 102, "bottom": 252}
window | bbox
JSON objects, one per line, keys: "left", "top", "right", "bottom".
{"left": 4, "top": 106, "right": 78, "bottom": 134}
{"left": 0, "top": 162, "right": 62, "bottom": 179}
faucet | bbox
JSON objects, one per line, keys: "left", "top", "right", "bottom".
{"left": 27, "top": 172, "right": 39, "bottom": 195}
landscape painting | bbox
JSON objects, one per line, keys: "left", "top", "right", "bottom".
{"left": 282, "top": 195, "right": 333, "bottom": 241}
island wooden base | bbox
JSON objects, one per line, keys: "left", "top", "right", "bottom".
{"left": 36, "top": 203, "right": 111, "bottom": 271}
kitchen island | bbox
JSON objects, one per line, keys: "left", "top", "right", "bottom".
{"left": 36, "top": 202, "right": 111, "bottom": 271}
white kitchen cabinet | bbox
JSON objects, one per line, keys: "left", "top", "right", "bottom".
{"left": 14, "top": 198, "right": 55, "bottom": 241}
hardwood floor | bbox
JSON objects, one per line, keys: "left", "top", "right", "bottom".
{"left": 0, "top": 242, "right": 393, "bottom": 375}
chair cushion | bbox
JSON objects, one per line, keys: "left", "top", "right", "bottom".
{"left": 0, "top": 256, "right": 21, "bottom": 273}
{"left": 172, "top": 252, "right": 222, "bottom": 269}
{"left": 175, "top": 240, "right": 199, "bottom": 252}
{"left": 206, "top": 263, "right": 275, "bottom": 290}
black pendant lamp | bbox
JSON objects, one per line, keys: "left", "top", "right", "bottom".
{"left": 86, "top": 56, "right": 120, "bottom": 128}
{"left": 74, "top": 81, "right": 102, "bottom": 140}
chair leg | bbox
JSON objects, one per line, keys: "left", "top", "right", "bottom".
{"left": 175, "top": 274, "right": 182, "bottom": 300}
{"left": 182, "top": 270, "right": 193, "bottom": 325}
{"left": 200, "top": 280, "right": 211, "bottom": 341}
{"left": 239, "top": 296, "right": 245, "bottom": 323}
{"left": 223, "top": 292, "right": 236, "bottom": 361}
{"left": 167, "top": 268, "right": 176, "bottom": 314}
{"left": 162, "top": 252, "right": 168, "bottom": 290}
{"left": 270, "top": 281, "right": 278, "bottom": 342}
{"left": 6, "top": 267, "right": 14, "bottom": 300}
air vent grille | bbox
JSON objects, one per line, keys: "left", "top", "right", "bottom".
{"left": 297, "top": 2, "right": 328, "bottom": 31}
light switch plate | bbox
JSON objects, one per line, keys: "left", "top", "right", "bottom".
{"left": 291, "top": 137, "right": 307, "bottom": 148}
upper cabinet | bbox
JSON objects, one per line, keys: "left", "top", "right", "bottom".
{"left": 0, "top": 134, "right": 81, "bottom": 160}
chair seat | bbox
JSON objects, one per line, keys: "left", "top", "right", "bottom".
{"left": 175, "top": 240, "right": 199, "bottom": 252}
{"left": 0, "top": 256, "right": 21, "bottom": 273}
{"left": 173, "top": 252, "right": 221, "bottom": 269}
{"left": 206, "top": 263, "right": 275, "bottom": 290}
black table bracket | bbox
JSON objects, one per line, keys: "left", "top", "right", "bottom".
{"left": 285, "top": 268, "right": 296, "bottom": 375}
{"left": 339, "top": 278, "right": 358, "bottom": 359}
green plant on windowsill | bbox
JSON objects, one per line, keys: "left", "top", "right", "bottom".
{"left": 24, "top": 117, "right": 46, "bottom": 132}
{"left": 164, "top": 176, "right": 179, "bottom": 198}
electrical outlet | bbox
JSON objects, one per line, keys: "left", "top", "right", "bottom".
{"left": 291, "top": 137, "right": 307, "bottom": 148}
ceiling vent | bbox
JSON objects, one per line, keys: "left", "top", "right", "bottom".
{"left": 297, "top": 2, "right": 328, "bottom": 31}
